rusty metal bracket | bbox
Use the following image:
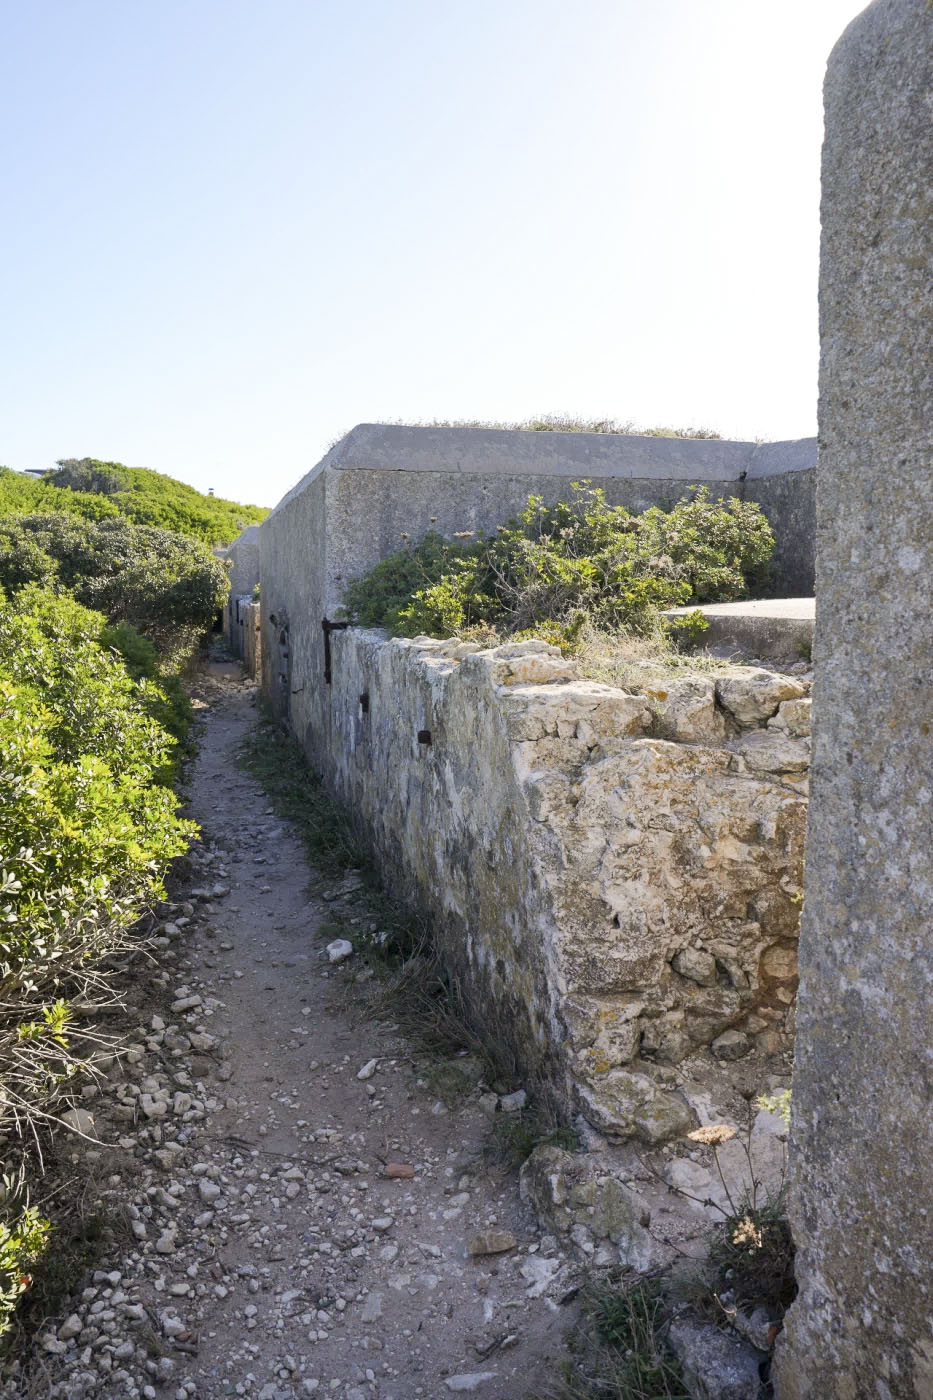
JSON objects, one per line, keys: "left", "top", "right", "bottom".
{"left": 321, "top": 618, "right": 349, "bottom": 684}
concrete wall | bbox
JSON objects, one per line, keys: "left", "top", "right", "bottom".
{"left": 220, "top": 525, "right": 261, "bottom": 650}
{"left": 746, "top": 440, "right": 816, "bottom": 598}
{"left": 241, "top": 599, "right": 261, "bottom": 679}
{"left": 775, "top": 3, "right": 933, "bottom": 1395}
{"left": 308, "top": 629, "right": 808, "bottom": 1141}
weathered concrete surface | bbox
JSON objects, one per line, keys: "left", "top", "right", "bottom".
{"left": 664, "top": 598, "right": 815, "bottom": 660}
{"left": 240, "top": 598, "right": 261, "bottom": 678}
{"left": 774, "top": 3, "right": 933, "bottom": 1395}
{"left": 220, "top": 525, "right": 261, "bottom": 652}
{"left": 317, "top": 631, "right": 807, "bottom": 1141}
{"left": 746, "top": 440, "right": 816, "bottom": 598}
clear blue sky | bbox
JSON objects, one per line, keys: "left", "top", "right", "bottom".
{"left": 1, "top": 0, "right": 865, "bottom": 508}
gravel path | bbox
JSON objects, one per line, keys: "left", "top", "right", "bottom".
{"left": 16, "top": 673, "right": 578, "bottom": 1400}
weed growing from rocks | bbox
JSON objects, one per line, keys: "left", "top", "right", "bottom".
{"left": 528, "top": 1274, "right": 689, "bottom": 1400}
{"left": 485, "top": 1110, "right": 579, "bottom": 1170}
{"left": 706, "top": 1196, "right": 796, "bottom": 1317}
{"left": 655, "top": 1113, "right": 796, "bottom": 1345}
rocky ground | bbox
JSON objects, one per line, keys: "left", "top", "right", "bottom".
{"left": 4, "top": 671, "right": 585, "bottom": 1400}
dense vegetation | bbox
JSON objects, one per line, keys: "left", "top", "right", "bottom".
{"left": 0, "top": 467, "right": 122, "bottom": 524}
{"left": 341, "top": 484, "right": 774, "bottom": 642}
{"left": 1, "top": 459, "right": 267, "bottom": 547}
{"left": 0, "top": 586, "right": 195, "bottom": 1336}
{"left": 0, "top": 458, "right": 245, "bottom": 1338}
{"left": 0, "top": 513, "right": 229, "bottom": 654}
{"left": 48, "top": 459, "right": 267, "bottom": 544}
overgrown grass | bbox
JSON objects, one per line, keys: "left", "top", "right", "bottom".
{"left": 572, "top": 624, "right": 736, "bottom": 688}
{"left": 388, "top": 416, "right": 726, "bottom": 439}
{"left": 529, "top": 1276, "right": 690, "bottom": 1400}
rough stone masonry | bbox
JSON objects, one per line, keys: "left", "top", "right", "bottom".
{"left": 774, "top": 1, "right": 933, "bottom": 1395}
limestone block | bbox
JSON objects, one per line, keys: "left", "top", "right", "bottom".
{"left": 518, "top": 1146, "right": 658, "bottom": 1268}
{"left": 767, "top": 697, "right": 811, "bottom": 737}
{"left": 461, "top": 639, "right": 577, "bottom": 688}
{"left": 711, "top": 1029, "right": 750, "bottom": 1061}
{"left": 728, "top": 730, "right": 810, "bottom": 775}
{"left": 668, "top": 1317, "right": 763, "bottom": 1399}
{"left": 563, "top": 995, "right": 644, "bottom": 1069}
{"left": 576, "top": 1069, "right": 695, "bottom": 1144}
{"left": 641, "top": 675, "right": 727, "bottom": 744}
{"left": 672, "top": 947, "right": 718, "bottom": 986}
{"left": 715, "top": 669, "right": 805, "bottom": 726}
{"left": 637, "top": 1012, "right": 692, "bottom": 1065}
{"left": 502, "top": 683, "right": 650, "bottom": 744}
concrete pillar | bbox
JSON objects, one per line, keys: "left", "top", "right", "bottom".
{"left": 773, "top": 2, "right": 932, "bottom": 1395}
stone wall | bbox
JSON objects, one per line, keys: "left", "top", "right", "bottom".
{"left": 774, "top": 2, "right": 933, "bottom": 1394}
{"left": 219, "top": 525, "right": 261, "bottom": 649}
{"left": 319, "top": 630, "right": 808, "bottom": 1141}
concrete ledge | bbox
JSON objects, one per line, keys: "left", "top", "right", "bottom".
{"left": 328, "top": 423, "right": 757, "bottom": 479}
{"left": 746, "top": 438, "right": 818, "bottom": 478}
{"left": 665, "top": 598, "right": 815, "bottom": 659}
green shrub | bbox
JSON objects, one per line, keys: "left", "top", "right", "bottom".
{"left": 0, "top": 586, "right": 182, "bottom": 777}
{"left": 100, "top": 621, "right": 193, "bottom": 752}
{"left": 341, "top": 484, "right": 774, "bottom": 641}
{"left": 0, "top": 586, "right": 194, "bottom": 1147}
{"left": 0, "top": 1189, "right": 51, "bottom": 1342}
{"left": 0, "top": 513, "right": 229, "bottom": 650}
{"left": 666, "top": 608, "right": 711, "bottom": 650}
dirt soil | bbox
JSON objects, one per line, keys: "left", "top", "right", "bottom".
{"left": 15, "top": 671, "right": 580, "bottom": 1400}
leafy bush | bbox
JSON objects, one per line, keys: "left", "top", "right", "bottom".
{"left": 0, "top": 1185, "right": 51, "bottom": 1342}
{"left": 0, "top": 587, "right": 194, "bottom": 984}
{"left": 47, "top": 458, "right": 267, "bottom": 545}
{"left": 100, "top": 621, "right": 193, "bottom": 751}
{"left": 0, "top": 587, "right": 194, "bottom": 1148}
{"left": 0, "top": 513, "right": 229, "bottom": 650}
{"left": 341, "top": 485, "right": 773, "bottom": 641}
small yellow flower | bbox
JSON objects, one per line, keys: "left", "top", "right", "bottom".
{"left": 687, "top": 1124, "right": 737, "bottom": 1146}
{"left": 732, "top": 1216, "right": 763, "bottom": 1250}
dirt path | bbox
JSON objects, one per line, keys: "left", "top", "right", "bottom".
{"left": 22, "top": 674, "right": 578, "bottom": 1400}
